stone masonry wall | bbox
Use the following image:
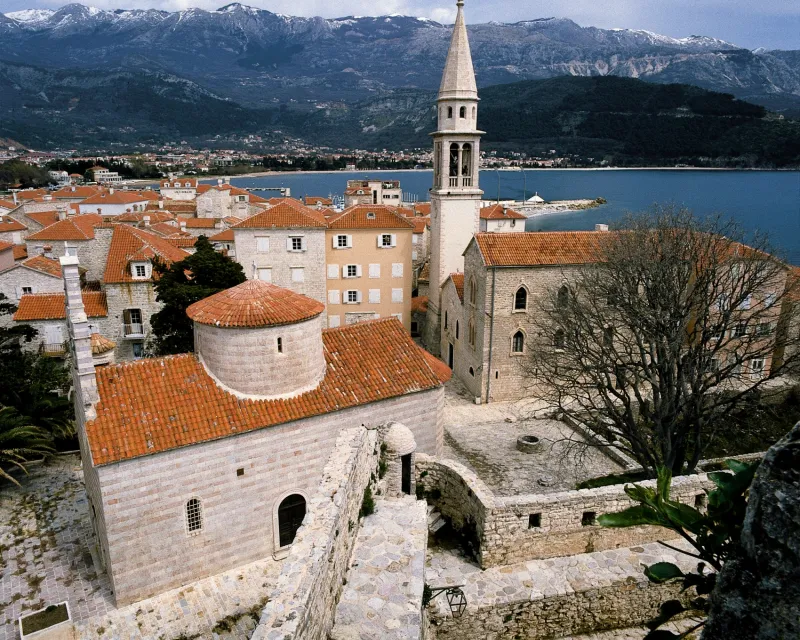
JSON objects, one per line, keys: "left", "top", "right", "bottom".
{"left": 104, "top": 281, "right": 161, "bottom": 361}
{"left": 94, "top": 387, "right": 442, "bottom": 606}
{"left": 251, "top": 426, "right": 379, "bottom": 640}
{"left": 416, "top": 455, "right": 714, "bottom": 568}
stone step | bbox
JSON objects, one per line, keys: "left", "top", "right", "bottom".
{"left": 427, "top": 509, "right": 446, "bottom": 534}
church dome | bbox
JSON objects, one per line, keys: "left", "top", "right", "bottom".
{"left": 384, "top": 422, "right": 416, "bottom": 456}
{"left": 187, "top": 280, "right": 324, "bottom": 328}
{"left": 190, "top": 281, "right": 327, "bottom": 399}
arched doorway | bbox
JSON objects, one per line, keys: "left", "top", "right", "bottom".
{"left": 278, "top": 494, "right": 306, "bottom": 547}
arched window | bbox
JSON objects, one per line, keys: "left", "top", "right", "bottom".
{"left": 459, "top": 106, "right": 466, "bottom": 118}
{"left": 461, "top": 143, "right": 472, "bottom": 177}
{"left": 469, "top": 278, "right": 476, "bottom": 305}
{"left": 554, "top": 329, "right": 565, "bottom": 349}
{"left": 185, "top": 497, "right": 203, "bottom": 535}
{"left": 449, "top": 143, "right": 459, "bottom": 177}
{"left": 447, "top": 106, "right": 453, "bottom": 119}
{"left": 278, "top": 494, "right": 306, "bottom": 547}
{"left": 472, "top": 106, "right": 476, "bottom": 119}
{"left": 468, "top": 320, "right": 476, "bottom": 347}
{"left": 514, "top": 287, "right": 527, "bottom": 311}
{"left": 603, "top": 326, "right": 614, "bottom": 348}
{"left": 468, "top": 366, "right": 475, "bottom": 377}
{"left": 512, "top": 331, "right": 525, "bottom": 353}
{"left": 455, "top": 320, "right": 460, "bottom": 340}
{"left": 557, "top": 285, "right": 569, "bottom": 309}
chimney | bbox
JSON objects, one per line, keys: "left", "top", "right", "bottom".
{"left": 224, "top": 177, "right": 231, "bottom": 185}
{"left": 56, "top": 204, "right": 68, "bottom": 221}
{"left": 71, "top": 186, "right": 76, "bottom": 192}
{"left": 43, "top": 194, "right": 53, "bottom": 202}
{"left": 180, "top": 220, "right": 187, "bottom": 231}
{"left": 502, "top": 206, "right": 508, "bottom": 217}
{"left": 158, "top": 199, "right": 164, "bottom": 209}
{"left": 12, "top": 192, "right": 17, "bottom": 205}
{"left": 595, "top": 224, "right": 609, "bottom": 232}
{"left": 109, "top": 188, "right": 114, "bottom": 195}
{"left": 214, "top": 220, "right": 223, "bottom": 230}
{"left": 217, "top": 179, "right": 223, "bottom": 186}
{"left": 143, "top": 215, "right": 151, "bottom": 227}
{"left": 60, "top": 255, "right": 99, "bottom": 420}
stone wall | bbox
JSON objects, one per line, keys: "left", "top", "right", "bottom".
{"left": 416, "top": 455, "right": 715, "bottom": 568}
{"left": 251, "top": 426, "right": 379, "bottom": 640}
{"left": 103, "top": 281, "right": 161, "bottom": 361}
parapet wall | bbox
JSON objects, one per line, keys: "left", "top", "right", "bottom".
{"left": 252, "top": 426, "right": 379, "bottom": 640}
{"left": 416, "top": 454, "right": 715, "bottom": 568}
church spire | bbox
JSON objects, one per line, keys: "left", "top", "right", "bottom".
{"left": 438, "top": 0, "right": 478, "bottom": 101}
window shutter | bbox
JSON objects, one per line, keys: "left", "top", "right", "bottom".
{"left": 328, "top": 315, "right": 341, "bottom": 328}
{"left": 369, "top": 289, "right": 380, "bottom": 303}
{"left": 392, "top": 263, "right": 403, "bottom": 278}
{"left": 300, "top": 237, "right": 306, "bottom": 251}
{"left": 376, "top": 234, "right": 383, "bottom": 248}
{"left": 369, "top": 264, "right": 380, "bottom": 278}
{"left": 331, "top": 235, "right": 338, "bottom": 248}
{"left": 356, "top": 264, "right": 362, "bottom": 277}
{"left": 31, "top": 286, "right": 38, "bottom": 294}
{"left": 327, "top": 264, "right": 339, "bottom": 279}
{"left": 356, "top": 290, "right": 363, "bottom": 303}
{"left": 328, "top": 290, "right": 340, "bottom": 304}
{"left": 286, "top": 237, "right": 292, "bottom": 251}
{"left": 392, "top": 288, "right": 403, "bottom": 303}
{"left": 390, "top": 234, "right": 397, "bottom": 247}
{"left": 346, "top": 235, "right": 353, "bottom": 248}
{"left": 342, "top": 265, "right": 349, "bottom": 278}
{"left": 14, "top": 286, "right": 21, "bottom": 300}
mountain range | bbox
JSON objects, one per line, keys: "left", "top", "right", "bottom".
{"left": 1, "top": 3, "right": 799, "bottom": 116}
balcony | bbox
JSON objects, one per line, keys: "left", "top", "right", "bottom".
{"left": 462, "top": 177, "right": 472, "bottom": 187}
{"left": 449, "top": 177, "right": 459, "bottom": 187}
{"left": 122, "top": 323, "right": 145, "bottom": 339}
{"left": 39, "top": 341, "right": 67, "bottom": 358}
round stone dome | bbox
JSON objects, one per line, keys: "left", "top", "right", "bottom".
{"left": 189, "top": 281, "right": 327, "bottom": 399}
{"left": 187, "top": 280, "right": 325, "bottom": 328}
{"left": 384, "top": 422, "right": 416, "bottom": 456}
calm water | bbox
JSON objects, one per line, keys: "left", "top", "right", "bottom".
{"left": 219, "top": 169, "right": 800, "bottom": 264}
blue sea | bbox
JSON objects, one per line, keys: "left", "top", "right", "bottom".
{"left": 216, "top": 169, "right": 800, "bottom": 265}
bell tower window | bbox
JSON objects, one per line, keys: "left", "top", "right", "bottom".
{"left": 447, "top": 106, "right": 453, "bottom": 119}
{"left": 460, "top": 106, "right": 466, "bottom": 118}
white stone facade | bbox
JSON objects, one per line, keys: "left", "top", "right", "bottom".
{"left": 103, "top": 281, "right": 161, "bottom": 361}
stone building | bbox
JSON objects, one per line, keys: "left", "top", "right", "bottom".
{"left": 343, "top": 179, "right": 402, "bottom": 208}
{"left": 159, "top": 177, "right": 198, "bottom": 200}
{"left": 324, "top": 205, "right": 414, "bottom": 330}
{"left": 232, "top": 202, "right": 328, "bottom": 306}
{"left": 24, "top": 214, "right": 105, "bottom": 280}
{"left": 0, "top": 254, "right": 69, "bottom": 304}
{"left": 196, "top": 180, "right": 268, "bottom": 218}
{"left": 478, "top": 203, "right": 526, "bottom": 233}
{"left": 63, "top": 269, "right": 448, "bottom": 606}
{"left": 78, "top": 190, "right": 152, "bottom": 216}
{"left": 0, "top": 215, "right": 27, "bottom": 245}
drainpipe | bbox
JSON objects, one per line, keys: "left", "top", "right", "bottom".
{"left": 485, "top": 266, "right": 497, "bottom": 404}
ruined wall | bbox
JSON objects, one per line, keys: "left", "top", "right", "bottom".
{"left": 251, "top": 426, "right": 379, "bottom": 640}
{"left": 416, "top": 455, "right": 715, "bottom": 568}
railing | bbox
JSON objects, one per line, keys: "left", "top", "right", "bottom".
{"left": 39, "top": 341, "right": 67, "bottom": 357}
{"left": 449, "top": 177, "right": 459, "bottom": 187}
{"left": 122, "top": 322, "right": 145, "bottom": 338}
{"left": 462, "top": 177, "right": 472, "bottom": 187}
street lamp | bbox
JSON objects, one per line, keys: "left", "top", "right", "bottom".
{"left": 423, "top": 584, "right": 468, "bottom": 617}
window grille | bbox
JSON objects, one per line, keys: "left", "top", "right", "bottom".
{"left": 186, "top": 498, "right": 203, "bottom": 535}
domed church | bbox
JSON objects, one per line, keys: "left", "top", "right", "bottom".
{"left": 61, "top": 256, "right": 448, "bottom": 606}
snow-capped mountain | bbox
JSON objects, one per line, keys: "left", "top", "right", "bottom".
{"left": 0, "top": 3, "right": 797, "bottom": 113}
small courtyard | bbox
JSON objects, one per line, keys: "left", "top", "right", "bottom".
{"left": 442, "top": 379, "right": 625, "bottom": 495}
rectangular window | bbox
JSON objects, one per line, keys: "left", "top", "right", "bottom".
{"left": 733, "top": 322, "right": 748, "bottom": 338}
{"left": 334, "top": 234, "right": 351, "bottom": 249}
{"left": 328, "top": 290, "right": 340, "bottom": 305}
{"left": 368, "top": 264, "right": 381, "bottom": 279}
{"left": 392, "top": 288, "right": 403, "bottom": 303}
{"left": 756, "top": 322, "right": 772, "bottom": 336}
{"left": 412, "top": 250, "right": 418, "bottom": 261}
{"left": 369, "top": 289, "right": 381, "bottom": 303}
{"left": 277, "top": 337, "right": 283, "bottom": 353}
{"left": 346, "top": 290, "right": 360, "bottom": 304}
{"left": 528, "top": 514, "right": 541, "bottom": 528}
{"left": 134, "top": 264, "right": 147, "bottom": 278}
{"left": 581, "top": 511, "right": 596, "bottom": 527}
{"left": 132, "top": 342, "right": 144, "bottom": 360}
{"left": 378, "top": 233, "right": 396, "bottom": 248}
{"left": 288, "top": 236, "right": 305, "bottom": 252}
{"left": 256, "top": 236, "right": 270, "bottom": 253}
{"left": 22, "top": 286, "right": 32, "bottom": 295}
{"left": 392, "top": 263, "right": 403, "bottom": 278}
{"left": 65, "top": 245, "right": 78, "bottom": 257}
{"left": 257, "top": 268, "right": 272, "bottom": 282}
{"left": 291, "top": 267, "right": 305, "bottom": 283}
{"left": 327, "top": 264, "right": 339, "bottom": 279}
{"left": 344, "top": 264, "right": 361, "bottom": 278}
{"left": 751, "top": 358, "right": 765, "bottom": 377}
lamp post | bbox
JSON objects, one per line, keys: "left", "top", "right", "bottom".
{"left": 423, "top": 584, "right": 468, "bottom": 617}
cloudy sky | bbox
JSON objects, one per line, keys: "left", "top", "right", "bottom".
{"left": 1, "top": 0, "right": 798, "bottom": 50}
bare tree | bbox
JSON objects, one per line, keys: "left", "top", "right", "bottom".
{"left": 528, "top": 207, "right": 799, "bottom": 477}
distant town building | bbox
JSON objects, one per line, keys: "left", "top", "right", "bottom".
{"left": 344, "top": 179, "right": 402, "bottom": 208}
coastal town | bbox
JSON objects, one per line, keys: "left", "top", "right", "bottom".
{"left": 0, "top": 2, "right": 798, "bottom": 640}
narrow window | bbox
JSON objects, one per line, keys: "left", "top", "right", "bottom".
{"left": 134, "top": 264, "right": 147, "bottom": 278}
{"left": 581, "top": 511, "right": 596, "bottom": 526}
{"left": 447, "top": 106, "right": 453, "bottom": 119}
{"left": 444, "top": 311, "right": 448, "bottom": 330}
{"left": 514, "top": 287, "right": 527, "bottom": 311}
{"left": 186, "top": 498, "right": 203, "bottom": 535}
{"left": 277, "top": 337, "right": 283, "bottom": 353}
{"left": 554, "top": 329, "right": 565, "bottom": 349}
{"left": 468, "top": 366, "right": 474, "bottom": 377}
{"left": 468, "top": 320, "right": 476, "bottom": 347}
{"left": 336, "top": 234, "right": 348, "bottom": 248}
{"left": 734, "top": 322, "right": 748, "bottom": 338}
{"left": 495, "top": 371, "right": 498, "bottom": 379}
{"left": 455, "top": 321, "right": 460, "bottom": 340}
{"left": 459, "top": 106, "right": 466, "bottom": 118}
{"left": 512, "top": 330, "right": 524, "bottom": 353}
{"left": 557, "top": 285, "right": 569, "bottom": 309}
{"left": 528, "top": 513, "right": 541, "bottom": 528}
{"left": 469, "top": 278, "right": 476, "bottom": 305}
{"left": 603, "top": 326, "right": 614, "bottom": 348}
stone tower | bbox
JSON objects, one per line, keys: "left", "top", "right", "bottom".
{"left": 423, "top": 0, "right": 484, "bottom": 356}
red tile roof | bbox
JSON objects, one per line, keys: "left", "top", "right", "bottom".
{"left": 90, "top": 333, "right": 116, "bottom": 355}
{"left": 479, "top": 204, "right": 527, "bottom": 220}
{"left": 81, "top": 191, "right": 152, "bottom": 206}
{"left": 412, "top": 203, "right": 431, "bottom": 216}
{"left": 104, "top": 225, "right": 189, "bottom": 283}
{"left": 233, "top": 202, "right": 328, "bottom": 229}
{"left": 166, "top": 237, "right": 198, "bottom": 249}
{"left": 86, "top": 318, "right": 448, "bottom": 465}
{"left": 304, "top": 196, "right": 333, "bottom": 206}
{"left": 160, "top": 178, "right": 198, "bottom": 188}
{"left": 0, "top": 240, "right": 12, "bottom": 252}
{"left": 411, "top": 217, "right": 430, "bottom": 234}
{"left": 182, "top": 218, "right": 219, "bottom": 229}
{"left": 12, "top": 245, "right": 27, "bottom": 260}
{"left": 0, "top": 217, "right": 27, "bottom": 232}
{"left": 148, "top": 222, "right": 186, "bottom": 237}
{"left": 26, "top": 214, "right": 102, "bottom": 241}
{"left": 448, "top": 273, "right": 464, "bottom": 302}
{"left": 187, "top": 280, "right": 324, "bottom": 328}
{"left": 328, "top": 205, "right": 415, "bottom": 230}
{"left": 411, "top": 296, "right": 429, "bottom": 313}
{"left": 473, "top": 232, "right": 604, "bottom": 267}
{"left": 25, "top": 210, "right": 60, "bottom": 228}
{"left": 21, "top": 255, "right": 62, "bottom": 278}
{"left": 114, "top": 211, "right": 176, "bottom": 224}
{"left": 209, "top": 229, "right": 234, "bottom": 242}
{"left": 16, "top": 189, "right": 48, "bottom": 201}
{"left": 151, "top": 200, "right": 197, "bottom": 214}
{"left": 13, "top": 291, "right": 107, "bottom": 321}
{"left": 52, "top": 185, "right": 105, "bottom": 199}
{"left": 0, "top": 199, "right": 16, "bottom": 210}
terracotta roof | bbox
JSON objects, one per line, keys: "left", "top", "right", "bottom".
{"left": 411, "top": 217, "right": 430, "bottom": 234}
{"left": 418, "top": 261, "right": 430, "bottom": 282}
{"left": 411, "top": 296, "right": 429, "bottom": 313}
{"left": 182, "top": 218, "right": 219, "bottom": 229}
{"left": 166, "top": 237, "right": 198, "bottom": 249}
{"left": 81, "top": 191, "right": 151, "bottom": 206}
{"left": 328, "top": 205, "right": 415, "bottom": 230}
{"left": 473, "top": 232, "right": 604, "bottom": 267}
{"left": 52, "top": 185, "right": 104, "bottom": 199}
{"left": 86, "top": 318, "right": 448, "bottom": 465}
{"left": 148, "top": 222, "right": 185, "bottom": 237}
{"left": 412, "top": 203, "right": 431, "bottom": 216}
{"left": 304, "top": 196, "right": 333, "bottom": 206}
{"left": 480, "top": 204, "right": 527, "bottom": 220}
{"left": 104, "top": 225, "right": 189, "bottom": 284}
{"left": 209, "top": 229, "right": 234, "bottom": 242}
{"left": 224, "top": 216, "right": 243, "bottom": 225}
{"left": 344, "top": 187, "right": 368, "bottom": 196}
{"left": 0, "top": 199, "right": 16, "bottom": 210}
{"left": 26, "top": 214, "right": 102, "bottom": 241}
{"left": 197, "top": 184, "right": 268, "bottom": 203}
{"left": 187, "top": 280, "right": 325, "bottom": 328}
{"left": 114, "top": 211, "right": 176, "bottom": 224}
{"left": 90, "top": 333, "right": 116, "bottom": 355}
{"left": 448, "top": 273, "right": 464, "bottom": 302}
{"left": 233, "top": 202, "right": 327, "bottom": 229}
{"left": 12, "top": 245, "right": 27, "bottom": 260}
{"left": 0, "top": 217, "right": 27, "bottom": 232}
{"left": 0, "top": 240, "right": 12, "bottom": 252}
{"left": 13, "top": 291, "right": 107, "bottom": 321}
{"left": 160, "top": 178, "right": 198, "bottom": 188}
{"left": 25, "top": 210, "right": 60, "bottom": 228}
{"left": 151, "top": 200, "right": 197, "bottom": 214}
{"left": 21, "top": 255, "right": 62, "bottom": 278}
{"left": 16, "top": 189, "right": 47, "bottom": 201}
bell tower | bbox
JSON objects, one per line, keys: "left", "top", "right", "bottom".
{"left": 424, "top": 0, "right": 484, "bottom": 356}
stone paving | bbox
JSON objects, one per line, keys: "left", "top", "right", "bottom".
{"left": 426, "top": 538, "right": 698, "bottom": 617}
{"left": 330, "top": 497, "right": 427, "bottom": 640}
{"left": 442, "top": 379, "right": 624, "bottom": 495}
{"left": 1, "top": 455, "right": 282, "bottom": 640}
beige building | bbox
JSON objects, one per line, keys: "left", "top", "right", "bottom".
{"left": 325, "top": 205, "right": 414, "bottom": 330}
{"left": 196, "top": 180, "right": 268, "bottom": 219}
{"left": 159, "top": 177, "right": 198, "bottom": 201}
{"left": 343, "top": 179, "right": 402, "bottom": 208}
{"left": 478, "top": 203, "right": 527, "bottom": 233}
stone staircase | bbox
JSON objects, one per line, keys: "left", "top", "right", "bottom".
{"left": 427, "top": 503, "right": 446, "bottom": 534}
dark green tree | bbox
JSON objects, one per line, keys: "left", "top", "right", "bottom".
{"left": 0, "top": 406, "right": 54, "bottom": 485}
{"left": 150, "top": 236, "right": 246, "bottom": 355}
